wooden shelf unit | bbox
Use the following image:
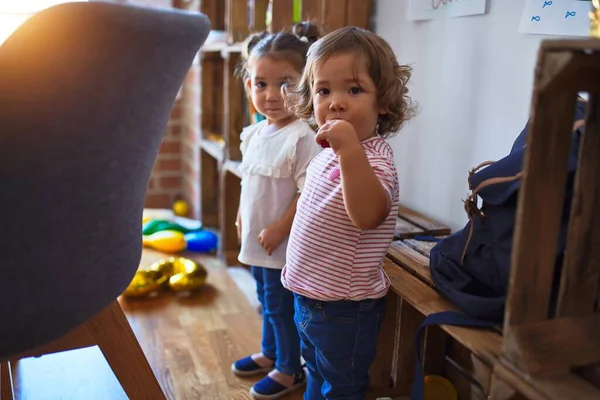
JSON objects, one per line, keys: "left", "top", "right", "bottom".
{"left": 197, "top": 0, "right": 373, "bottom": 265}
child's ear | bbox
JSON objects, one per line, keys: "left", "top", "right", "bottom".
{"left": 245, "top": 78, "right": 252, "bottom": 92}
{"left": 378, "top": 101, "right": 388, "bottom": 116}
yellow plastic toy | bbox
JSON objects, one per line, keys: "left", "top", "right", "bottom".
{"left": 424, "top": 375, "right": 457, "bottom": 400}
{"left": 142, "top": 230, "right": 187, "bottom": 253}
{"left": 172, "top": 200, "right": 190, "bottom": 217}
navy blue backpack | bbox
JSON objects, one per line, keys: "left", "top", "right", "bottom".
{"left": 411, "top": 100, "right": 587, "bottom": 399}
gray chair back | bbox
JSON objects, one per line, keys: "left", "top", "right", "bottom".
{"left": 0, "top": 1, "right": 210, "bottom": 359}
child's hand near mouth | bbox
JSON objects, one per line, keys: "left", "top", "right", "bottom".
{"left": 315, "top": 119, "right": 360, "bottom": 154}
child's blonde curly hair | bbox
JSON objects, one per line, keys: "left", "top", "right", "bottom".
{"left": 285, "top": 26, "right": 417, "bottom": 138}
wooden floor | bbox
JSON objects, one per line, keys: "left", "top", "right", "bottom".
{"left": 10, "top": 249, "right": 303, "bottom": 400}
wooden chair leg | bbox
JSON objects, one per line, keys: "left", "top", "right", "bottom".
{"left": 86, "top": 300, "right": 166, "bottom": 400}
{"left": 0, "top": 361, "right": 14, "bottom": 400}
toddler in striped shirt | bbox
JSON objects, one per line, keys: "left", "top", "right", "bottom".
{"left": 231, "top": 22, "right": 323, "bottom": 400}
{"left": 281, "top": 27, "right": 417, "bottom": 399}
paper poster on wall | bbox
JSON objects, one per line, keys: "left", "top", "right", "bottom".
{"left": 407, "top": 0, "right": 488, "bottom": 21}
{"left": 519, "top": 0, "right": 592, "bottom": 36}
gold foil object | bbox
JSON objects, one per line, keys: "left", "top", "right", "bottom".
{"left": 168, "top": 258, "right": 208, "bottom": 292}
{"left": 123, "top": 257, "right": 208, "bottom": 297}
{"left": 146, "top": 258, "right": 176, "bottom": 286}
{"left": 123, "top": 270, "right": 162, "bottom": 297}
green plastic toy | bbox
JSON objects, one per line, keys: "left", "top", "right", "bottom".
{"left": 142, "top": 219, "right": 202, "bottom": 236}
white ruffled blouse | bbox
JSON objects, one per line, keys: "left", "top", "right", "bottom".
{"left": 237, "top": 119, "right": 321, "bottom": 269}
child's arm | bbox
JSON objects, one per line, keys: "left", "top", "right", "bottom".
{"left": 268, "top": 194, "right": 300, "bottom": 233}
{"left": 338, "top": 146, "right": 390, "bottom": 229}
{"left": 316, "top": 119, "right": 391, "bottom": 230}
{"left": 258, "top": 194, "right": 300, "bottom": 255}
{"left": 236, "top": 205, "right": 241, "bottom": 243}
{"left": 258, "top": 131, "right": 319, "bottom": 255}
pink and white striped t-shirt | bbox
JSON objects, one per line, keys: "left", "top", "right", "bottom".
{"left": 281, "top": 136, "right": 399, "bottom": 301}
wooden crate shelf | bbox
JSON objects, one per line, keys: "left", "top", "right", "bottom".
{"left": 199, "top": 147, "right": 220, "bottom": 228}
{"left": 199, "top": 136, "right": 225, "bottom": 162}
{"left": 224, "top": 160, "right": 242, "bottom": 178}
{"left": 200, "top": 50, "right": 224, "bottom": 144}
{"left": 222, "top": 49, "right": 245, "bottom": 161}
{"left": 200, "top": 0, "right": 225, "bottom": 31}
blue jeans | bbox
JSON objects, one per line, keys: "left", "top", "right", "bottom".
{"left": 294, "top": 294, "right": 386, "bottom": 400}
{"left": 252, "top": 266, "right": 302, "bottom": 375}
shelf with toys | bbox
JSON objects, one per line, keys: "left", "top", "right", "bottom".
{"left": 196, "top": 0, "right": 373, "bottom": 266}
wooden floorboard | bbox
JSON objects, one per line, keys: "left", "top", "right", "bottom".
{"left": 10, "top": 249, "right": 300, "bottom": 400}
{"left": 10, "top": 249, "right": 407, "bottom": 399}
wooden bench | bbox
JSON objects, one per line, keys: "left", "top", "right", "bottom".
{"left": 393, "top": 205, "right": 451, "bottom": 240}
{"left": 370, "top": 238, "right": 503, "bottom": 400}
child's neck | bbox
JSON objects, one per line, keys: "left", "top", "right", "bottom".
{"left": 265, "top": 115, "right": 297, "bottom": 133}
{"left": 358, "top": 132, "right": 378, "bottom": 142}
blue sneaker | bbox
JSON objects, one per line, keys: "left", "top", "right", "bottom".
{"left": 250, "top": 369, "right": 307, "bottom": 399}
{"left": 231, "top": 355, "right": 274, "bottom": 377}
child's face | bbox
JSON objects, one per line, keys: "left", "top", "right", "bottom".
{"left": 312, "top": 52, "right": 385, "bottom": 142}
{"left": 246, "top": 57, "right": 299, "bottom": 127}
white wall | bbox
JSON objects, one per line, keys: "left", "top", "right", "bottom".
{"left": 374, "top": 0, "right": 566, "bottom": 231}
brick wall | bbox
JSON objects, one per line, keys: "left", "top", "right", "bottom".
{"left": 142, "top": 0, "right": 202, "bottom": 217}
{"left": 144, "top": 101, "right": 185, "bottom": 209}
{"left": 179, "top": 61, "right": 202, "bottom": 220}
{"left": 144, "top": 66, "right": 201, "bottom": 215}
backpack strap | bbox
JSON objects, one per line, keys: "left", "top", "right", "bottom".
{"left": 468, "top": 160, "right": 496, "bottom": 177}
{"left": 411, "top": 311, "right": 498, "bottom": 400}
{"left": 460, "top": 171, "right": 522, "bottom": 263}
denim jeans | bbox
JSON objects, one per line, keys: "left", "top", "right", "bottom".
{"left": 294, "top": 293, "right": 386, "bottom": 400}
{"left": 252, "top": 266, "right": 302, "bottom": 375}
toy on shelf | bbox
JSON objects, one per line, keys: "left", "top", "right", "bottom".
{"left": 172, "top": 199, "right": 190, "bottom": 217}
{"left": 123, "top": 256, "right": 208, "bottom": 297}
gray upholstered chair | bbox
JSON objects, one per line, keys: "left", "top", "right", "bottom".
{"left": 0, "top": 2, "right": 210, "bottom": 399}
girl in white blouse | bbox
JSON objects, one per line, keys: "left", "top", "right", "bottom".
{"left": 231, "top": 22, "right": 322, "bottom": 400}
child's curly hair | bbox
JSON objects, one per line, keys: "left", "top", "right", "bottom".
{"left": 285, "top": 26, "right": 417, "bottom": 138}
